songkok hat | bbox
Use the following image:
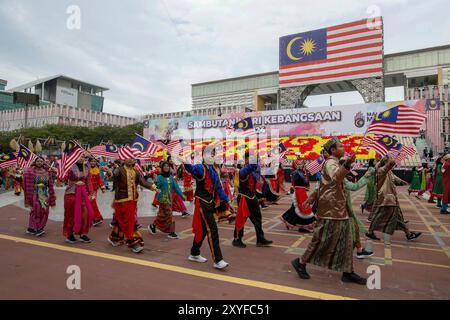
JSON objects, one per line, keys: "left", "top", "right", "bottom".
{"left": 323, "top": 137, "right": 341, "bottom": 153}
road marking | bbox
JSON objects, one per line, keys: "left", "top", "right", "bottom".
{"left": 0, "top": 233, "right": 355, "bottom": 300}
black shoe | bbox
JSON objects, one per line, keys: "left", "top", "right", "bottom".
{"left": 26, "top": 228, "right": 36, "bottom": 235}
{"left": 356, "top": 249, "right": 373, "bottom": 259}
{"left": 440, "top": 210, "right": 450, "bottom": 215}
{"left": 181, "top": 211, "right": 190, "bottom": 218}
{"left": 291, "top": 258, "right": 310, "bottom": 279}
{"left": 148, "top": 224, "right": 156, "bottom": 235}
{"left": 342, "top": 272, "right": 367, "bottom": 285}
{"left": 79, "top": 235, "right": 92, "bottom": 243}
{"left": 35, "top": 229, "right": 46, "bottom": 237}
{"left": 261, "top": 204, "right": 269, "bottom": 210}
{"left": 256, "top": 238, "right": 273, "bottom": 247}
{"left": 406, "top": 232, "right": 422, "bottom": 241}
{"left": 365, "top": 232, "right": 380, "bottom": 241}
{"left": 93, "top": 220, "right": 103, "bottom": 227}
{"left": 135, "top": 223, "right": 142, "bottom": 230}
{"left": 232, "top": 239, "right": 247, "bottom": 248}
{"left": 152, "top": 203, "right": 158, "bottom": 208}
{"left": 65, "top": 235, "right": 77, "bottom": 244}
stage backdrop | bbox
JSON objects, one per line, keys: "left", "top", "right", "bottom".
{"left": 142, "top": 100, "right": 430, "bottom": 161}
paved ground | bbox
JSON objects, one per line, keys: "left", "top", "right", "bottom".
{"left": 0, "top": 185, "right": 449, "bottom": 300}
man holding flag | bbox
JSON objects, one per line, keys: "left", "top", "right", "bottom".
{"left": 291, "top": 137, "right": 367, "bottom": 285}
{"left": 105, "top": 150, "right": 157, "bottom": 253}
{"left": 366, "top": 155, "right": 422, "bottom": 242}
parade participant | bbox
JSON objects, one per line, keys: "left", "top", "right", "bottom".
{"left": 213, "top": 162, "right": 235, "bottom": 224}
{"left": 180, "top": 164, "right": 194, "bottom": 202}
{"left": 14, "top": 167, "right": 23, "bottom": 196}
{"left": 340, "top": 160, "right": 373, "bottom": 259}
{"left": 417, "top": 163, "right": 430, "bottom": 197}
{"left": 255, "top": 168, "right": 269, "bottom": 210}
{"left": 87, "top": 157, "right": 106, "bottom": 226}
{"left": 366, "top": 156, "right": 422, "bottom": 241}
{"left": 361, "top": 158, "right": 377, "bottom": 214}
{"left": 277, "top": 163, "right": 287, "bottom": 194}
{"left": 106, "top": 155, "right": 157, "bottom": 253}
{"left": 2, "top": 166, "right": 12, "bottom": 190}
{"left": 408, "top": 167, "right": 421, "bottom": 196}
{"left": 24, "top": 157, "right": 56, "bottom": 237}
{"left": 281, "top": 160, "right": 315, "bottom": 233}
{"left": 63, "top": 156, "right": 95, "bottom": 244}
{"left": 291, "top": 137, "right": 367, "bottom": 285}
{"left": 184, "top": 148, "right": 230, "bottom": 269}
{"left": 432, "top": 156, "right": 444, "bottom": 208}
{"left": 439, "top": 154, "right": 450, "bottom": 214}
{"left": 167, "top": 156, "right": 189, "bottom": 217}
{"left": 262, "top": 171, "right": 280, "bottom": 204}
{"left": 151, "top": 163, "right": 161, "bottom": 208}
{"left": 233, "top": 151, "right": 273, "bottom": 249}
{"left": 148, "top": 161, "right": 185, "bottom": 238}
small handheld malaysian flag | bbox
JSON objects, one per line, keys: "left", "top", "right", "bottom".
{"left": 59, "top": 141, "right": 85, "bottom": 180}
{"left": 0, "top": 152, "right": 17, "bottom": 169}
{"left": 90, "top": 144, "right": 119, "bottom": 159}
{"left": 131, "top": 134, "right": 160, "bottom": 156}
{"left": 17, "top": 144, "right": 37, "bottom": 169}
{"left": 306, "top": 157, "right": 324, "bottom": 175}
{"left": 366, "top": 105, "right": 427, "bottom": 137}
{"left": 233, "top": 117, "right": 256, "bottom": 137}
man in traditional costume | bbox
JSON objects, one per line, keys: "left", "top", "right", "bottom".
{"left": 106, "top": 155, "right": 157, "bottom": 253}
{"left": 232, "top": 152, "right": 273, "bottom": 249}
{"left": 87, "top": 157, "right": 106, "bottom": 227}
{"left": 184, "top": 148, "right": 230, "bottom": 269}
{"left": 366, "top": 156, "right": 422, "bottom": 241}
{"left": 291, "top": 137, "right": 367, "bottom": 285}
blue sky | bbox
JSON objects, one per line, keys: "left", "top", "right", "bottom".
{"left": 0, "top": 0, "right": 449, "bottom": 116}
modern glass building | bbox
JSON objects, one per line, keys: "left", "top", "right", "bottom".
{"left": 1, "top": 74, "right": 108, "bottom": 112}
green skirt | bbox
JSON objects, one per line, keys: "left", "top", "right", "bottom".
{"left": 433, "top": 174, "right": 443, "bottom": 196}
{"left": 409, "top": 172, "right": 421, "bottom": 192}
{"left": 369, "top": 206, "right": 407, "bottom": 235}
{"left": 302, "top": 219, "right": 353, "bottom": 273}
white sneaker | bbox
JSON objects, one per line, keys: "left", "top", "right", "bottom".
{"left": 107, "top": 237, "right": 119, "bottom": 247}
{"left": 188, "top": 255, "right": 208, "bottom": 263}
{"left": 213, "top": 260, "right": 229, "bottom": 269}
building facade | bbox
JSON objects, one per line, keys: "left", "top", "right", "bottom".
{"left": 0, "top": 104, "right": 136, "bottom": 131}
{"left": 3, "top": 74, "right": 108, "bottom": 112}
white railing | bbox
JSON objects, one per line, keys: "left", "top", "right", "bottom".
{"left": 406, "top": 85, "right": 450, "bottom": 101}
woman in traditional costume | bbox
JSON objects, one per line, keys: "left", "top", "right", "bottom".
{"left": 148, "top": 161, "right": 185, "bottom": 239}
{"left": 281, "top": 160, "right": 315, "bottom": 232}
{"left": 408, "top": 166, "right": 421, "bottom": 195}
{"left": 24, "top": 157, "right": 56, "bottom": 237}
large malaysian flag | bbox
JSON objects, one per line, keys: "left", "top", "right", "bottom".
{"left": 279, "top": 17, "right": 383, "bottom": 88}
